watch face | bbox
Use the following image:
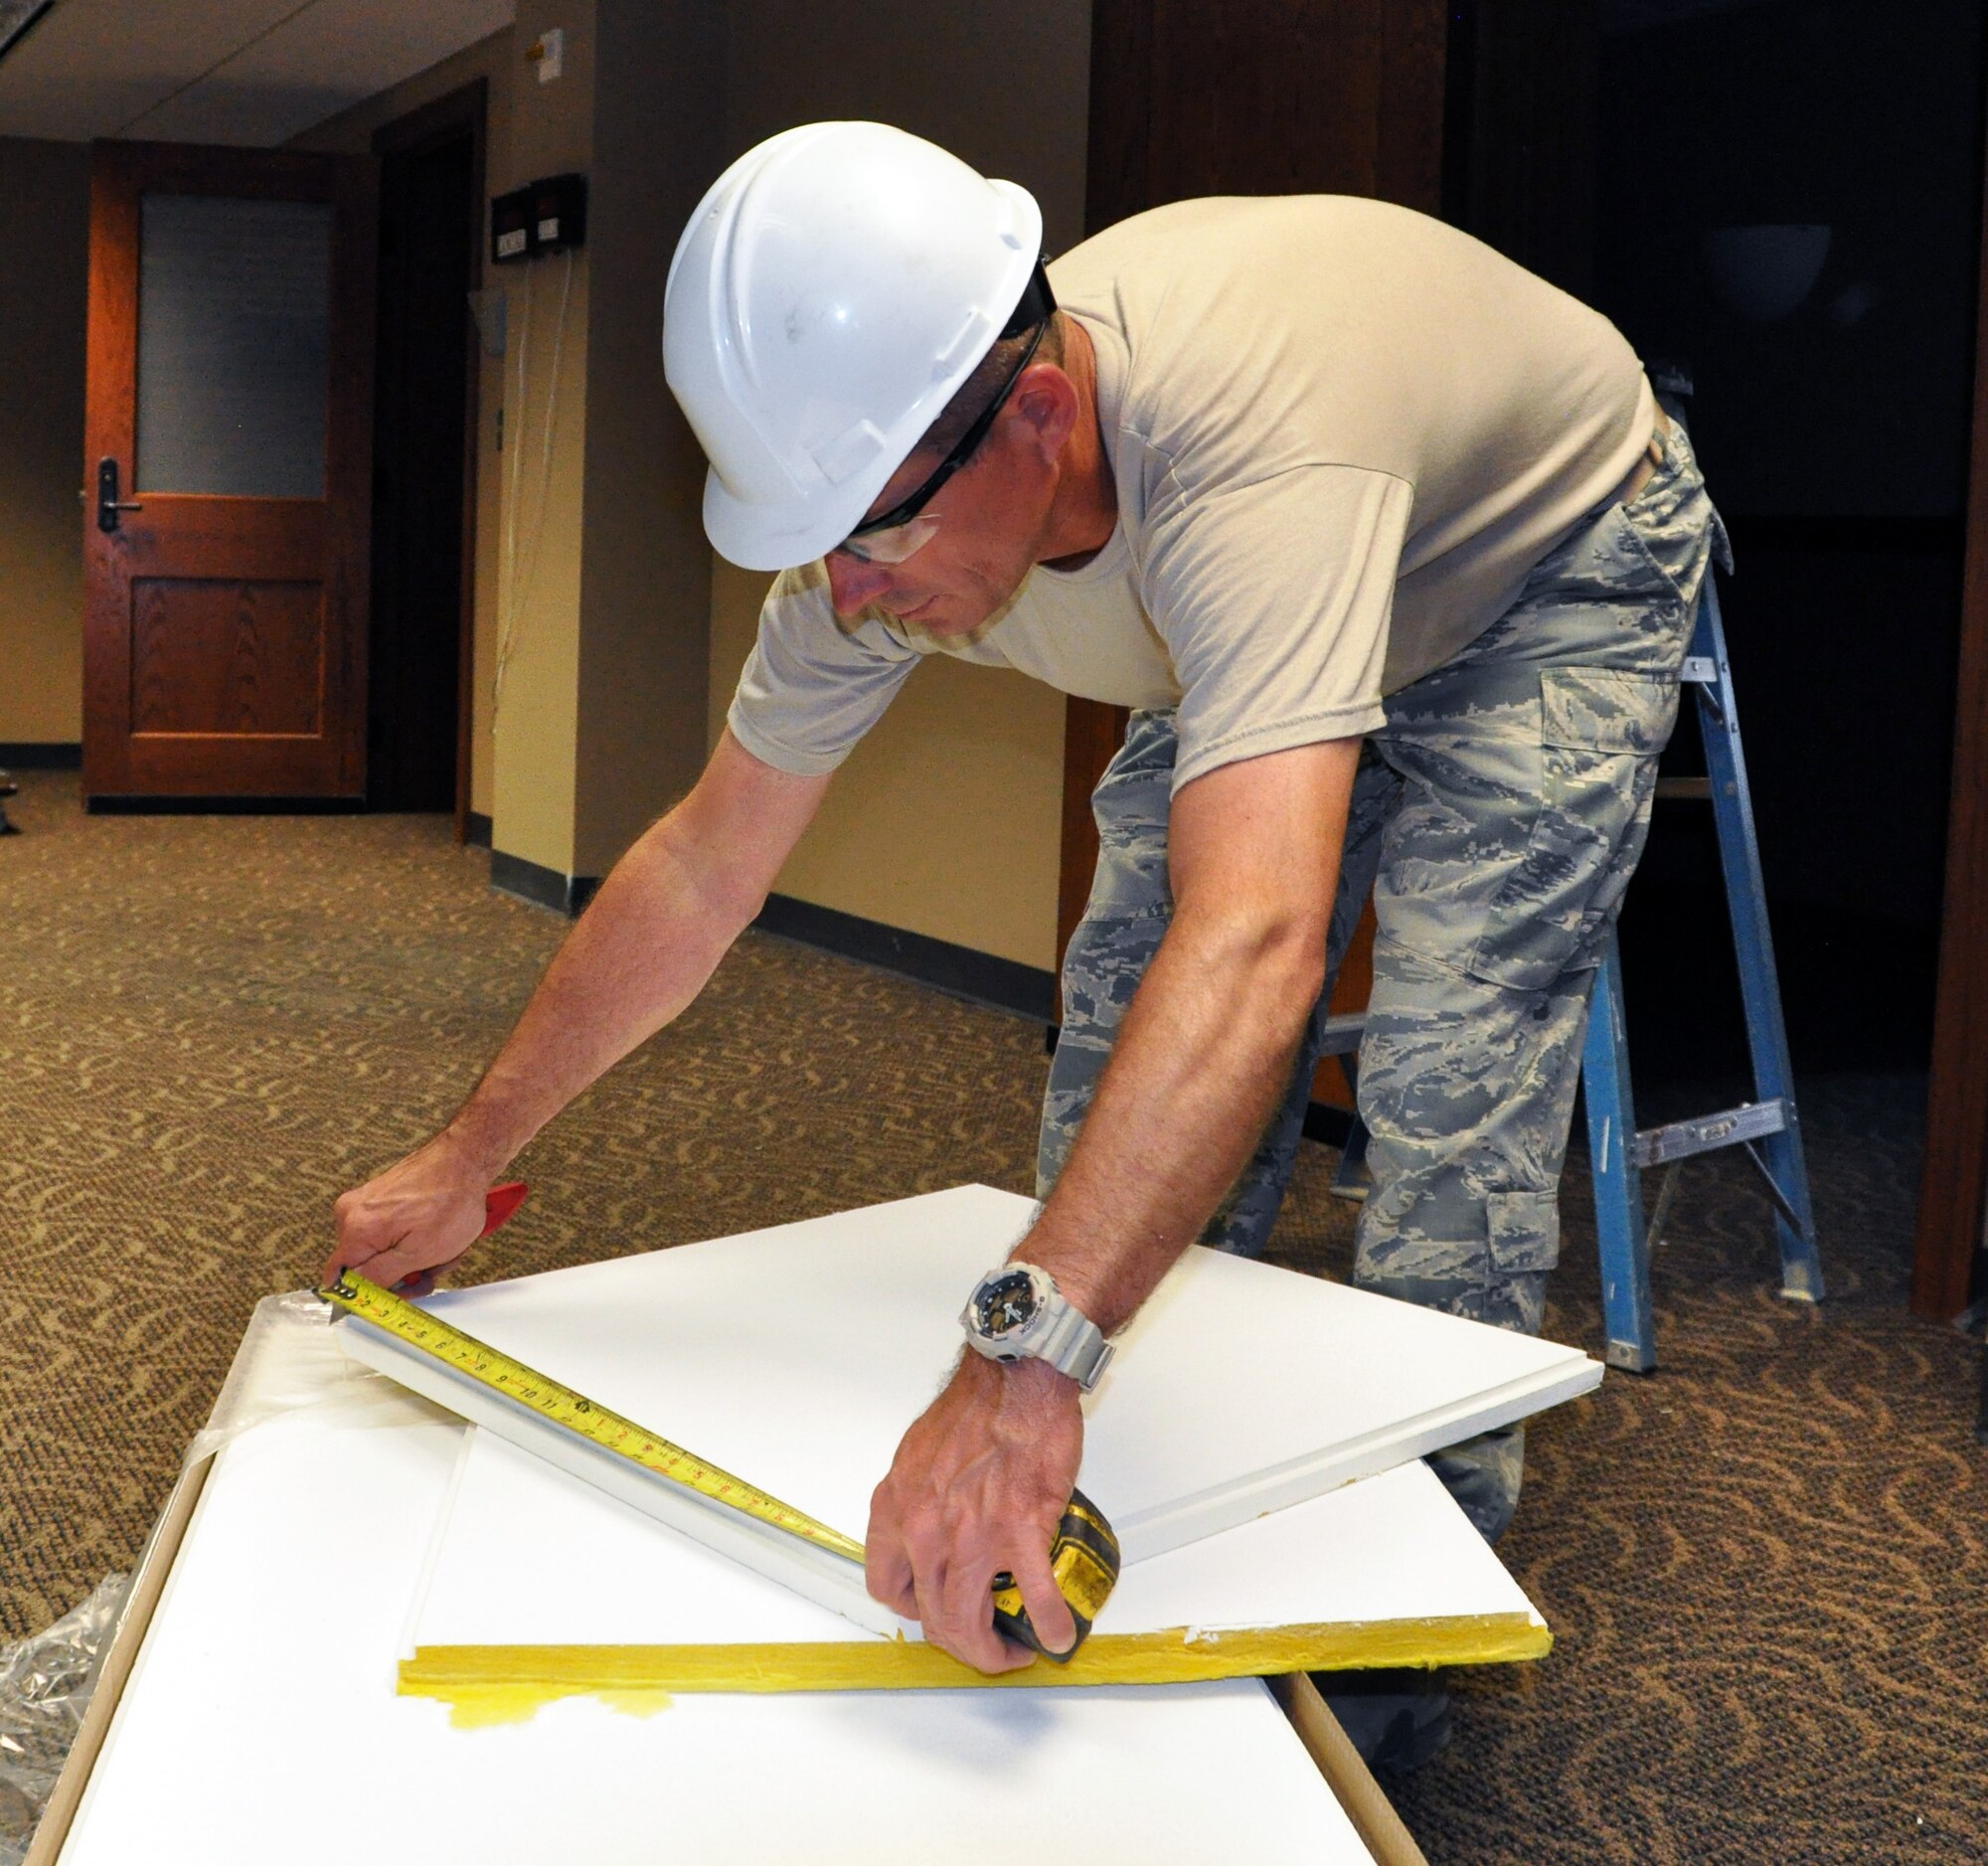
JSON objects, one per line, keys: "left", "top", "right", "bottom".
{"left": 975, "top": 1269, "right": 1039, "bottom": 1337}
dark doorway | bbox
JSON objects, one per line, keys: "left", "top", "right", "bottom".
{"left": 369, "top": 82, "right": 485, "bottom": 820}
{"left": 1441, "top": 0, "right": 1984, "bottom": 1088}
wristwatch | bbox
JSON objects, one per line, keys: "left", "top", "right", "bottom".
{"left": 960, "top": 1263, "right": 1114, "bottom": 1391}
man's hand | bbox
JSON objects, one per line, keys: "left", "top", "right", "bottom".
{"left": 866, "top": 1354, "right": 1083, "bottom": 1672}
{"left": 323, "top": 1132, "right": 494, "bottom": 1290}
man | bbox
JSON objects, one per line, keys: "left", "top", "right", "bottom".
{"left": 328, "top": 124, "right": 1725, "bottom": 1701}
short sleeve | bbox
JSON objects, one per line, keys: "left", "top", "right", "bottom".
{"left": 1139, "top": 464, "right": 1413, "bottom": 791}
{"left": 726, "top": 564, "right": 920, "bottom": 776}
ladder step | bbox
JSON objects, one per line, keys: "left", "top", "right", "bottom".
{"left": 1680, "top": 655, "right": 1718, "bottom": 683}
{"left": 1318, "top": 1011, "right": 1366, "bottom": 1056}
{"left": 1631, "top": 1098, "right": 1788, "bottom": 1170}
{"left": 1654, "top": 775, "right": 1713, "bottom": 800}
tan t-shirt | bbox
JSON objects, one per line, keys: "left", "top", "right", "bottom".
{"left": 729, "top": 195, "right": 1656, "bottom": 792}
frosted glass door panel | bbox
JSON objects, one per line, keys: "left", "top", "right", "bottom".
{"left": 136, "top": 194, "right": 332, "bottom": 498}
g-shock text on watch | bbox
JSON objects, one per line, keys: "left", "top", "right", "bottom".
{"left": 959, "top": 1262, "right": 1114, "bottom": 1391}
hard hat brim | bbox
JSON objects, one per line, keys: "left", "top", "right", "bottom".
{"left": 702, "top": 466, "right": 877, "bottom": 575}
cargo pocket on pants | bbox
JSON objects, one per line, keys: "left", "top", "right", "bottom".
{"left": 1487, "top": 1189, "right": 1561, "bottom": 1275}
{"left": 1467, "top": 667, "right": 1679, "bottom": 992}
{"left": 1485, "top": 1189, "right": 1561, "bottom": 1334}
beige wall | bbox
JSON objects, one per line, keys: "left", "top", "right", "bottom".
{"left": 573, "top": 1, "right": 725, "bottom": 876}
{"left": 300, "top": 0, "right": 1091, "bottom": 967}
{"left": 724, "top": 0, "right": 1091, "bottom": 256}
{"left": 710, "top": 563, "right": 1070, "bottom": 970}
{"left": 708, "top": 0, "right": 1091, "bottom": 971}
{"left": 0, "top": 138, "right": 89, "bottom": 745}
{"left": 478, "top": 0, "right": 595, "bottom": 876}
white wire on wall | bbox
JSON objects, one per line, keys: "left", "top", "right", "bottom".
{"left": 490, "top": 247, "right": 577, "bottom": 727}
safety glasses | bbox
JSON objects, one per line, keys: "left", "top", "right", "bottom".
{"left": 834, "top": 262, "right": 1057, "bottom": 568}
{"left": 833, "top": 511, "right": 945, "bottom": 568}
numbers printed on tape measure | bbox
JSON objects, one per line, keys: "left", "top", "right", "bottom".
{"left": 323, "top": 1272, "right": 868, "bottom": 1565}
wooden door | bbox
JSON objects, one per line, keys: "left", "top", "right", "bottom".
{"left": 1910, "top": 94, "right": 1988, "bottom": 1319}
{"left": 83, "top": 141, "right": 376, "bottom": 804}
{"left": 1063, "top": 0, "right": 1449, "bottom": 1107}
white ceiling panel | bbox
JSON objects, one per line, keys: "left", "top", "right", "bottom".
{"left": 0, "top": 0, "right": 512, "bottom": 145}
{"left": 128, "top": 0, "right": 513, "bottom": 145}
{"left": 0, "top": 0, "right": 303, "bottom": 141}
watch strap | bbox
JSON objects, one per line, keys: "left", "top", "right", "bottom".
{"left": 1032, "top": 1299, "right": 1114, "bottom": 1390}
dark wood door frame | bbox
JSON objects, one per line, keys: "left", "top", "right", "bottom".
{"left": 1910, "top": 107, "right": 1988, "bottom": 1320}
{"left": 1058, "top": 0, "right": 1447, "bottom": 1094}
{"left": 371, "top": 79, "right": 486, "bottom": 841}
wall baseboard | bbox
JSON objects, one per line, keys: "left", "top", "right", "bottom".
{"left": 86, "top": 795, "right": 364, "bottom": 815}
{"left": 0, "top": 743, "right": 83, "bottom": 769}
{"left": 473, "top": 875, "right": 1361, "bottom": 1140}
{"left": 753, "top": 894, "right": 1057, "bottom": 1022}
{"left": 464, "top": 811, "right": 492, "bottom": 849}
{"left": 490, "top": 848, "right": 599, "bottom": 917}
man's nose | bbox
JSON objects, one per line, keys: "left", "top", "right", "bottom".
{"left": 826, "top": 550, "right": 891, "bottom": 617}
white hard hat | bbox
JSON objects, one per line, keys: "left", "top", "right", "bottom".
{"left": 664, "top": 121, "right": 1045, "bottom": 572}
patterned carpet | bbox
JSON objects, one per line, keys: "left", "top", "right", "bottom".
{"left": 4, "top": 769, "right": 1984, "bottom": 1861}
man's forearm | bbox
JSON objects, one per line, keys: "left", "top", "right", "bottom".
{"left": 326, "top": 734, "right": 826, "bottom": 1289}
{"left": 1014, "top": 737, "right": 1359, "bottom": 1334}
{"left": 1019, "top": 899, "right": 1325, "bottom": 1332}
{"left": 440, "top": 810, "right": 768, "bottom": 1177}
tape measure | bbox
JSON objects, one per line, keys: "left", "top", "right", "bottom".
{"left": 321, "top": 1266, "right": 1119, "bottom": 1661}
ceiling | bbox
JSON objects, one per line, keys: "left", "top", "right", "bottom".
{"left": 0, "top": 0, "right": 514, "bottom": 145}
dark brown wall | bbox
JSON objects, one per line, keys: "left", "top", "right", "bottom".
{"left": 1085, "top": 0, "right": 1445, "bottom": 232}
{"left": 1059, "top": 0, "right": 1450, "bottom": 1008}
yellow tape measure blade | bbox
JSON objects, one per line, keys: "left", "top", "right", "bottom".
{"left": 321, "top": 1271, "right": 866, "bottom": 1564}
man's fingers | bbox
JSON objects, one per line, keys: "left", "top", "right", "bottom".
{"left": 910, "top": 1552, "right": 953, "bottom": 1661}
{"left": 331, "top": 1233, "right": 444, "bottom": 1293}
{"left": 863, "top": 1493, "right": 920, "bottom": 1620}
{"left": 932, "top": 1556, "right": 1036, "bottom": 1675}
{"left": 394, "top": 1246, "right": 472, "bottom": 1297}
{"left": 325, "top": 1160, "right": 491, "bottom": 1290}
{"left": 1010, "top": 1546, "right": 1078, "bottom": 1658}
{"left": 866, "top": 1550, "right": 918, "bottom": 1620}
{"left": 321, "top": 1232, "right": 389, "bottom": 1286}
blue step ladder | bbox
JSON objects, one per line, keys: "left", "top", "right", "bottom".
{"left": 1321, "top": 549, "right": 1825, "bottom": 1373}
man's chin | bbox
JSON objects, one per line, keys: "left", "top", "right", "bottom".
{"left": 896, "top": 597, "right": 980, "bottom": 638}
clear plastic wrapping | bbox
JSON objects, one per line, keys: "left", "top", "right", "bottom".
{"left": 185, "top": 1287, "right": 416, "bottom": 1465}
{"left": 0, "top": 1574, "right": 128, "bottom": 1866}
{"left": 0, "top": 1289, "right": 426, "bottom": 1862}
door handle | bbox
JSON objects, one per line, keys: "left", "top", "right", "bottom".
{"left": 96, "top": 457, "right": 142, "bottom": 534}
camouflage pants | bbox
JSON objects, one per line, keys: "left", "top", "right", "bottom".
{"left": 1040, "top": 419, "right": 1730, "bottom": 1541}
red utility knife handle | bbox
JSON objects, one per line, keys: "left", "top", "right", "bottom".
{"left": 480, "top": 1180, "right": 530, "bottom": 1236}
{"left": 394, "top": 1181, "right": 529, "bottom": 1295}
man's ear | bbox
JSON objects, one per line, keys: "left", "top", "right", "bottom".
{"left": 1008, "top": 364, "right": 1080, "bottom": 465}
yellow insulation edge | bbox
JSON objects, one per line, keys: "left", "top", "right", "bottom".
{"left": 400, "top": 1612, "right": 1549, "bottom": 1718}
